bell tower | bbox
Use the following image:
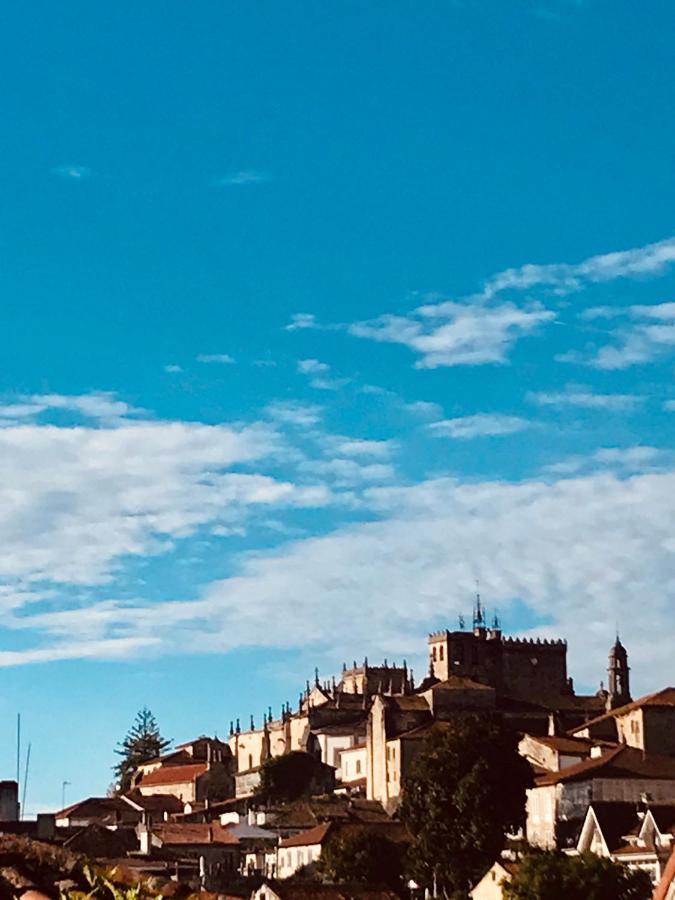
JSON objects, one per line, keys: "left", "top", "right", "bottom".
{"left": 607, "top": 636, "right": 631, "bottom": 710}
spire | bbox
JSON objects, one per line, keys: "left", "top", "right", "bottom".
{"left": 473, "top": 581, "right": 486, "bottom": 632}
{"left": 314, "top": 667, "right": 320, "bottom": 688}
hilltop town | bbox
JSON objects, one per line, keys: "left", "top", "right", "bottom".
{"left": 2, "top": 602, "right": 675, "bottom": 899}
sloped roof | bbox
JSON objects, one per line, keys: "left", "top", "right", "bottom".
{"left": 123, "top": 791, "right": 184, "bottom": 814}
{"left": 527, "top": 734, "right": 599, "bottom": 755}
{"left": 427, "top": 676, "right": 495, "bottom": 692}
{"left": 153, "top": 822, "right": 239, "bottom": 846}
{"left": 536, "top": 746, "right": 675, "bottom": 786}
{"left": 587, "top": 803, "right": 642, "bottom": 852}
{"left": 140, "top": 763, "right": 207, "bottom": 786}
{"left": 280, "top": 822, "right": 332, "bottom": 848}
{"left": 570, "top": 687, "right": 675, "bottom": 733}
{"left": 54, "top": 796, "right": 132, "bottom": 821}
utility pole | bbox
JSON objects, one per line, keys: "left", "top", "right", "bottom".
{"left": 61, "top": 780, "right": 71, "bottom": 810}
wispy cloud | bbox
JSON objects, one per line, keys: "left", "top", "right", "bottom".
{"left": 196, "top": 353, "right": 236, "bottom": 365}
{"left": 428, "top": 413, "right": 531, "bottom": 439}
{"left": 216, "top": 170, "right": 270, "bottom": 186}
{"left": 285, "top": 313, "right": 320, "bottom": 332}
{"left": 164, "top": 364, "right": 183, "bottom": 374}
{"left": 52, "top": 165, "right": 92, "bottom": 179}
{"left": 297, "top": 359, "right": 330, "bottom": 376}
{"left": 293, "top": 236, "right": 675, "bottom": 369}
{"left": 561, "top": 301, "right": 675, "bottom": 369}
{"left": 350, "top": 302, "right": 554, "bottom": 368}
{"left": 542, "top": 445, "right": 668, "bottom": 476}
{"left": 481, "top": 236, "right": 675, "bottom": 300}
{"left": 296, "top": 358, "right": 349, "bottom": 391}
{"left": 12, "top": 467, "right": 675, "bottom": 691}
{"left": 528, "top": 387, "right": 643, "bottom": 411}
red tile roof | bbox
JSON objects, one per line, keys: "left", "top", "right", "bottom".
{"left": 280, "top": 823, "right": 332, "bottom": 848}
{"left": 535, "top": 745, "right": 675, "bottom": 786}
{"left": 140, "top": 763, "right": 207, "bottom": 786}
{"left": 153, "top": 823, "right": 239, "bottom": 846}
{"left": 570, "top": 687, "right": 675, "bottom": 733}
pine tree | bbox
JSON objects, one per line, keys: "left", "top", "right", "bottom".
{"left": 113, "top": 707, "right": 171, "bottom": 794}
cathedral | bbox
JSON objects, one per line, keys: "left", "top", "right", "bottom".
{"left": 228, "top": 598, "right": 630, "bottom": 811}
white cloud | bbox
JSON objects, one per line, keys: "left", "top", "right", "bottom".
{"left": 0, "top": 392, "right": 142, "bottom": 423}
{"left": 216, "top": 170, "right": 270, "bottom": 186}
{"left": 285, "top": 313, "right": 321, "bottom": 331}
{"left": 543, "top": 446, "right": 667, "bottom": 476}
{"left": 265, "top": 401, "right": 323, "bottom": 427}
{"left": 482, "top": 236, "right": 675, "bottom": 299}
{"left": 334, "top": 439, "right": 396, "bottom": 459}
{"left": 196, "top": 353, "right": 236, "bottom": 365}
{"left": 664, "top": 400, "right": 675, "bottom": 412}
{"left": 297, "top": 359, "right": 330, "bottom": 375}
{"left": 164, "top": 364, "right": 183, "bottom": 373}
{"left": 52, "top": 165, "right": 91, "bottom": 179}
{"left": 11, "top": 469, "right": 675, "bottom": 693}
{"left": 0, "top": 400, "right": 331, "bottom": 587}
{"left": 565, "top": 302, "right": 675, "bottom": 369}
{"left": 350, "top": 302, "right": 554, "bottom": 369}
{"left": 528, "top": 388, "right": 643, "bottom": 411}
{"left": 428, "top": 414, "right": 531, "bottom": 439}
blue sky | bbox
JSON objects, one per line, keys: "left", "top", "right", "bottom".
{"left": 1, "top": 0, "right": 674, "bottom": 814}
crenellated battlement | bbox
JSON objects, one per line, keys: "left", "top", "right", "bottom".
{"left": 502, "top": 636, "right": 567, "bottom": 647}
{"left": 428, "top": 629, "right": 450, "bottom": 640}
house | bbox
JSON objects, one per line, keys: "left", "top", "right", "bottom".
{"left": 519, "top": 733, "right": 615, "bottom": 773}
{"left": 338, "top": 744, "right": 367, "bottom": 791}
{"left": 251, "top": 881, "right": 399, "bottom": 900}
{"left": 54, "top": 796, "right": 140, "bottom": 829}
{"left": 138, "top": 763, "right": 211, "bottom": 804}
{"left": 525, "top": 746, "right": 675, "bottom": 850}
{"left": 137, "top": 821, "right": 240, "bottom": 890}
{"left": 277, "top": 822, "right": 332, "bottom": 879}
{"left": 576, "top": 801, "right": 675, "bottom": 885}
{"left": 569, "top": 688, "right": 675, "bottom": 757}
{"left": 469, "top": 861, "right": 519, "bottom": 899}
{"left": 276, "top": 819, "right": 410, "bottom": 880}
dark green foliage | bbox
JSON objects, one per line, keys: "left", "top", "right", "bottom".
{"left": 255, "top": 750, "right": 325, "bottom": 804}
{"left": 503, "top": 851, "right": 653, "bottom": 900}
{"left": 317, "top": 827, "right": 405, "bottom": 890}
{"left": 399, "top": 715, "right": 533, "bottom": 898}
{"left": 113, "top": 707, "right": 171, "bottom": 793}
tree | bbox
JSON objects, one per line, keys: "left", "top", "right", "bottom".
{"left": 503, "top": 851, "right": 652, "bottom": 900}
{"left": 113, "top": 707, "right": 171, "bottom": 793}
{"left": 255, "top": 751, "right": 328, "bottom": 804}
{"left": 399, "top": 714, "right": 533, "bottom": 899}
{"left": 317, "top": 827, "right": 405, "bottom": 891}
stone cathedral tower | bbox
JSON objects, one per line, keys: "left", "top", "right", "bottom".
{"left": 607, "top": 635, "right": 631, "bottom": 710}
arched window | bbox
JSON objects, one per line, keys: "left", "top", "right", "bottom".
{"left": 439, "top": 645, "right": 444, "bottom": 661}
{"left": 248, "top": 753, "right": 253, "bottom": 770}
{"left": 432, "top": 646, "right": 437, "bottom": 661}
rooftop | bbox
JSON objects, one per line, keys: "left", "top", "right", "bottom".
{"left": 140, "top": 763, "right": 207, "bottom": 787}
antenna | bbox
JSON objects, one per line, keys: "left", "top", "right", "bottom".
{"left": 16, "top": 714, "right": 21, "bottom": 788}
{"left": 21, "top": 744, "right": 31, "bottom": 821}
{"left": 61, "top": 780, "right": 71, "bottom": 810}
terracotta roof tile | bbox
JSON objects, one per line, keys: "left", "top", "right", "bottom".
{"left": 570, "top": 687, "right": 675, "bottom": 733}
{"left": 280, "top": 823, "right": 333, "bottom": 848}
{"left": 153, "top": 823, "right": 239, "bottom": 846}
{"left": 536, "top": 746, "right": 675, "bottom": 786}
{"left": 140, "top": 763, "right": 207, "bottom": 787}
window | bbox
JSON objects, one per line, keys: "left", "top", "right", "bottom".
{"left": 432, "top": 646, "right": 437, "bottom": 661}
{"left": 439, "top": 645, "right": 444, "bottom": 661}
{"left": 356, "top": 759, "right": 362, "bottom": 774}
{"left": 248, "top": 753, "right": 253, "bottom": 770}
